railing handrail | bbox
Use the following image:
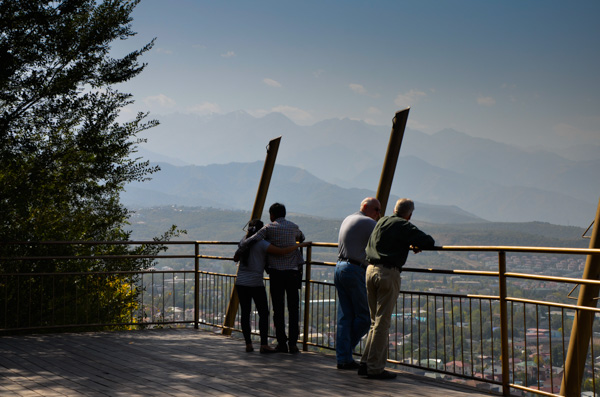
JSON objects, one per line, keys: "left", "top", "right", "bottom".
{"left": 2, "top": 240, "right": 600, "bottom": 397}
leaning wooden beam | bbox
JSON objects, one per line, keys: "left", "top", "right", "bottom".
{"left": 222, "top": 136, "right": 282, "bottom": 335}
{"left": 376, "top": 108, "right": 410, "bottom": 216}
{"left": 560, "top": 197, "right": 600, "bottom": 396}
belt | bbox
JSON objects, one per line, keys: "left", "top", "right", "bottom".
{"left": 339, "top": 258, "right": 367, "bottom": 270}
{"left": 371, "top": 263, "right": 400, "bottom": 271}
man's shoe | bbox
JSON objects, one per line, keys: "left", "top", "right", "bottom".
{"left": 357, "top": 363, "right": 368, "bottom": 376}
{"left": 367, "top": 370, "right": 397, "bottom": 380}
{"left": 288, "top": 344, "right": 300, "bottom": 354}
{"left": 275, "top": 344, "right": 288, "bottom": 353}
{"left": 337, "top": 361, "right": 360, "bottom": 370}
{"left": 260, "top": 345, "right": 277, "bottom": 354}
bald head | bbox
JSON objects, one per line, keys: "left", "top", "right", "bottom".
{"left": 360, "top": 197, "right": 381, "bottom": 221}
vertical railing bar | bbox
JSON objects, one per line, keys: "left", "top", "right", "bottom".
{"left": 469, "top": 297, "right": 474, "bottom": 377}
{"left": 140, "top": 274, "right": 145, "bottom": 326}
{"left": 489, "top": 299, "right": 494, "bottom": 384}
{"left": 418, "top": 294, "right": 421, "bottom": 365}
{"left": 425, "top": 295, "right": 431, "bottom": 368}
{"left": 315, "top": 283, "right": 320, "bottom": 347}
{"left": 52, "top": 275, "right": 56, "bottom": 326}
{"left": 218, "top": 274, "right": 221, "bottom": 327}
{"left": 435, "top": 296, "right": 438, "bottom": 367}
{"left": 511, "top": 301, "right": 515, "bottom": 387}
{"left": 590, "top": 312, "right": 596, "bottom": 397}
{"left": 443, "top": 295, "right": 447, "bottom": 368}
{"left": 479, "top": 298, "right": 483, "bottom": 379}
{"left": 451, "top": 297, "right": 456, "bottom": 373}
{"left": 96, "top": 274, "right": 101, "bottom": 325}
{"left": 75, "top": 274, "right": 78, "bottom": 325}
{"left": 17, "top": 275, "right": 21, "bottom": 328}
{"left": 402, "top": 293, "right": 406, "bottom": 362}
{"left": 536, "top": 304, "right": 540, "bottom": 391}
{"left": 4, "top": 275, "right": 8, "bottom": 328}
{"left": 329, "top": 281, "right": 334, "bottom": 349}
{"left": 129, "top": 280, "right": 133, "bottom": 327}
{"left": 194, "top": 243, "right": 199, "bottom": 329}
{"left": 498, "top": 250, "right": 509, "bottom": 396}
{"left": 459, "top": 297, "right": 464, "bottom": 375}
{"left": 411, "top": 293, "right": 414, "bottom": 365}
{"left": 151, "top": 272, "right": 155, "bottom": 323}
{"left": 523, "top": 302, "right": 528, "bottom": 388}
{"left": 85, "top": 273, "right": 89, "bottom": 325}
{"left": 62, "top": 275, "right": 66, "bottom": 325}
{"left": 40, "top": 275, "right": 44, "bottom": 328}
{"left": 394, "top": 293, "right": 398, "bottom": 363}
{"left": 28, "top": 275, "right": 32, "bottom": 327}
{"left": 547, "top": 305, "right": 553, "bottom": 394}
{"left": 182, "top": 272, "right": 186, "bottom": 324}
{"left": 302, "top": 246, "right": 312, "bottom": 351}
{"left": 561, "top": 307, "right": 566, "bottom": 369}
{"left": 162, "top": 272, "right": 166, "bottom": 324}
{"left": 173, "top": 272, "right": 176, "bottom": 322}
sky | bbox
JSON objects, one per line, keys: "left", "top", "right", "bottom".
{"left": 114, "top": 0, "right": 600, "bottom": 151}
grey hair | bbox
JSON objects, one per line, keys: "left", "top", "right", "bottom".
{"left": 394, "top": 198, "right": 414, "bottom": 218}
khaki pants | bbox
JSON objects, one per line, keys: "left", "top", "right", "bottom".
{"left": 360, "top": 264, "right": 401, "bottom": 374}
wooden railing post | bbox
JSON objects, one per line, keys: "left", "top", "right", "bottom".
{"left": 498, "top": 251, "right": 510, "bottom": 396}
{"left": 376, "top": 108, "right": 409, "bottom": 216}
{"left": 194, "top": 242, "right": 200, "bottom": 329}
{"left": 561, "top": 197, "right": 600, "bottom": 396}
{"left": 222, "top": 137, "right": 281, "bottom": 335}
{"left": 302, "top": 244, "right": 312, "bottom": 351}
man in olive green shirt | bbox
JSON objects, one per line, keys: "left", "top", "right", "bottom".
{"left": 359, "top": 198, "right": 435, "bottom": 380}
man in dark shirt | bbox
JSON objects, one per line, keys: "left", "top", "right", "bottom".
{"left": 359, "top": 198, "right": 435, "bottom": 380}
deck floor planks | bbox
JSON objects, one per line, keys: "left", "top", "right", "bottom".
{"left": 0, "top": 328, "right": 496, "bottom": 397}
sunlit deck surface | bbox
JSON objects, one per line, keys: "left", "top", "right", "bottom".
{"left": 0, "top": 329, "right": 496, "bottom": 396}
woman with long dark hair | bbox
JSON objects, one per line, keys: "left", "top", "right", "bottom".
{"left": 235, "top": 219, "right": 310, "bottom": 353}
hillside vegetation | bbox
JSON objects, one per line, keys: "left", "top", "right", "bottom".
{"left": 129, "top": 206, "right": 589, "bottom": 249}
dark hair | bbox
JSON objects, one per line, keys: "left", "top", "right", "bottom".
{"left": 239, "top": 219, "right": 264, "bottom": 267}
{"left": 269, "top": 202, "right": 286, "bottom": 219}
{"left": 246, "top": 219, "right": 264, "bottom": 238}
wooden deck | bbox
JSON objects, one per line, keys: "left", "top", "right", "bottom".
{"left": 0, "top": 328, "right": 497, "bottom": 396}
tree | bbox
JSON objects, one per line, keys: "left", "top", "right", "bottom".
{"left": 0, "top": 0, "right": 179, "bottom": 331}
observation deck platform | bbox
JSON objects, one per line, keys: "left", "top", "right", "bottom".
{"left": 0, "top": 328, "right": 495, "bottom": 396}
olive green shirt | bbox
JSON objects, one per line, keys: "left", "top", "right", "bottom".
{"left": 366, "top": 214, "right": 435, "bottom": 270}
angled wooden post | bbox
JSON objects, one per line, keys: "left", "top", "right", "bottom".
{"left": 222, "top": 136, "right": 281, "bottom": 335}
{"left": 376, "top": 108, "right": 410, "bottom": 216}
{"left": 560, "top": 197, "right": 600, "bottom": 396}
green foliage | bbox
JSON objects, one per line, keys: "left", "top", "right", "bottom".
{"left": 0, "top": 0, "right": 158, "bottom": 247}
{"left": 0, "top": 0, "right": 183, "bottom": 331}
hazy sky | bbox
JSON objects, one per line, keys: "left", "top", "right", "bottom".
{"left": 115, "top": 0, "right": 600, "bottom": 151}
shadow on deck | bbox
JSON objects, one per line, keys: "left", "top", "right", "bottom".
{"left": 0, "top": 329, "right": 497, "bottom": 396}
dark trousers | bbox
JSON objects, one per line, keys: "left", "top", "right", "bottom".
{"left": 237, "top": 285, "right": 270, "bottom": 345}
{"left": 269, "top": 269, "right": 300, "bottom": 346}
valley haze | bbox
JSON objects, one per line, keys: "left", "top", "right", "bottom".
{"left": 124, "top": 111, "right": 599, "bottom": 228}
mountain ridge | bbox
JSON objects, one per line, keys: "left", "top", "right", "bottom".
{"left": 132, "top": 111, "right": 599, "bottom": 227}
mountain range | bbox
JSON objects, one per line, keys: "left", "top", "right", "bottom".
{"left": 125, "top": 111, "right": 600, "bottom": 227}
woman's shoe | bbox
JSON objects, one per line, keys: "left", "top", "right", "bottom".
{"left": 246, "top": 343, "right": 254, "bottom": 352}
{"left": 260, "top": 345, "right": 277, "bottom": 354}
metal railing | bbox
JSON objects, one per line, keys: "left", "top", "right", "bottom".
{"left": 2, "top": 241, "right": 600, "bottom": 396}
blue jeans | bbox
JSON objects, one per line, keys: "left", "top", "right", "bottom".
{"left": 334, "top": 261, "right": 370, "bottom": 364}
